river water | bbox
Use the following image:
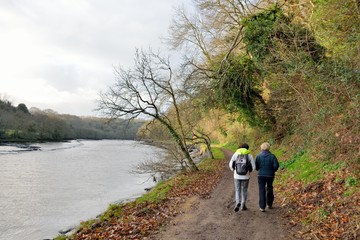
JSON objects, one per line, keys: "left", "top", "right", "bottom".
{"left": 0, "top": 140, "right": 161, "bottom": 240}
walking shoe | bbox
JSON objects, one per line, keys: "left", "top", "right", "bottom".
{"left": 234, "top": 203, "right": 241, "bottom": 212}
{"left": 267, "top": 205, "right": 273, "bottom": 209}
{"left": 259, "top": 208, "right": 265, "bottom": 212}
{"left": 241, "top": 206, "right": 247, "bottom": 211}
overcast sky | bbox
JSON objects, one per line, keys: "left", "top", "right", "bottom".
{"left": 0, "top": 0, "right": 189, "bottom": 116}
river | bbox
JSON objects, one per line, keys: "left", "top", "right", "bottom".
{"left": 0, "top": 140, "right": 162, "bottom": 240}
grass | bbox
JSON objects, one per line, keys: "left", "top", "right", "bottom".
{"left": 99, "top": 203, "right": 124, "bottom": 221}
{"left": 271, "top": 147, "right": 286, "bottom": 158}
{"left": 278, "top": 150, "right": 349, "bottom": 185}
{"left": 214, "top": 142, "right": 238, "bottom": 152}
{"left": 136, "top": 181, "right": 171, "bottom": 204}
{"left": 209, "top": 147, "right": 225, "bottom": 159}
{"left": 275, "top": 147, "right": 359, "bottom": 239}
{"left": 344, "top": 176, "right": 358, "bottom": 196}
{"left": 61, "top": 181, "right": 173, "bottom": 239}
{"left": 54, "top": 236, "right": 67, "bottom": 240}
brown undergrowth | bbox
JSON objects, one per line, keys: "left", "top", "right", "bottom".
{"left": 277, "top": 170, "right": 359, "bottom": 239}
{"left": 68, "top": 156, "right": 227, "bottom": 240}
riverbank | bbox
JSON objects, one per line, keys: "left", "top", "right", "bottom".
{"left": 0, "top": 142, "right": 41, "bottom": 153}
{"left": 54, "top": 148, "right": 227, "bottom": 239}
{"left": 55, "top": 148, "right": 292, "bottom": 240}
{"left": 0, "top": 140, "right": 159, "bottom": 240}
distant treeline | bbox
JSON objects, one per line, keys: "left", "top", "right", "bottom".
{"left": 0, "top": 99, "right": 145, "bottom": 142}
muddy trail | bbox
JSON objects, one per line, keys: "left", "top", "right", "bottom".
{"left": 154, "top": 149, "right": 292, "bottom": 240}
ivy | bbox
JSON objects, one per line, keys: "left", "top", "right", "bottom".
{"left": 242, "top": 5, "right": 286, "bottom": 61}
{"left": 212, "top": 55, "right": 265, "bottom": 127}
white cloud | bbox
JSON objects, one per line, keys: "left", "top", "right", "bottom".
{"left": 0, "top": 0, "right": 189, "bottom": 116}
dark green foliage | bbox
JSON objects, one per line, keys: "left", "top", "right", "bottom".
{"left": 210, "top": 53, "right": 274, "bottom": 128}
{"left": 242, "top": 5, "right": 285, "bottom": 61}
{"left": 218, "top": 56, "right": 257, "bottom": 106}
{"left": 209, "top": 6, "right": 327, "bottom": 130}
{"left": 214, "top": 56, "right": 262, "bottom": 126}
{"left": 16, "top": 103, "right": 30, "bottom": 114}
{"left": 243, "top": 5, "right": 325, "bottom": 68}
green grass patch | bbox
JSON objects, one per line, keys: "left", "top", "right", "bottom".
{"left": 293, "top": 161, "right": 323, "bottom": 184}
{"left": 217, "top": 142, "right": 238, "bottom": 152}
{"left": 323, "top": 161, "right": 346, "bottom": 171}
{"left": 285, "top": 153, "right": 321, "bottom": 183}
{"left": 280, "top": 151, "right": 322, "bottom": 184}
{"left": 345, "top": 176, "right": 358, "bottom": 187}
{"left": 136, "top": 181, "right": 171, "bottom": 204}
{"left": 210, "top": 147, "right": 225, "bottom": 159}
{"left": 54, "top": 235, "right": 68, "bottom": 240}
{"left": 279, "top": 150, "right": 349, "bottom": 185}
{"left": 78, "top": 219, "right": 96, "bottom": 231}
{"left": 271, "top": 147, "right": 286, "bottom": 158}
{"left": 279, "top": 150, "right": 306, "bottom": 170}
{"left": 344, "top": 176, "right": 358, "bottom": 196}
{"left": 99, "top": 203, "right": 124, "bottom": 221}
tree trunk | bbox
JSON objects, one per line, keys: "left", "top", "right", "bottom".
{"left": 160, "top": 118, "right": 199, "bottom": 171}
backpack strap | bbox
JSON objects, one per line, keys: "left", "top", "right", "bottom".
{"left": 246, "top": 154, "right": 253, "bottom": 172}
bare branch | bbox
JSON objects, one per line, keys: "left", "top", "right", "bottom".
{"left": 98, "top": 48, "right": 199, "bottom": 171}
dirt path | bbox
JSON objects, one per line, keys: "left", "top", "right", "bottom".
{"left": 154, "top": 149, "right": 292, "bottom": 240}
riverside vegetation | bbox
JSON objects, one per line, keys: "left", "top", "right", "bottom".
{"left": 5, "top": 0, "right": 360, "bottom": 239}
{"left": 0, "top": 100, "right": 144, "bottom": 141}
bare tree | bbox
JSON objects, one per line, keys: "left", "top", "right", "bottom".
{"left": 167, "top": 0, "right": 278, "bottom": 128}
{"left": 165, "top": 0, "right": 260, "bottom": 111}
{"left": 130, "top": 141, "right": 189, "bottom": 180}
{"left": 167, "top": 0, "right": 263, "bottom": 70}
{"left": 98, "top": 48, "right": 198, "bottom": 171}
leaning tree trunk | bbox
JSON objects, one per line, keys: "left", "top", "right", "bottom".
{"left": 160, "top": 118, "right": 199, "bottom": 171}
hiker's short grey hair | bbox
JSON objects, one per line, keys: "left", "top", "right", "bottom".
{"left": 260, "top": 142, "right": 270, "bottom": 151}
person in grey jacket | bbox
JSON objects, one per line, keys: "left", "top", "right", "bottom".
{"left": 255, "top": 142, "right": 279, "bottom": 212}
{"left": 229, "top": 143, "right": 256, "bottom": 212}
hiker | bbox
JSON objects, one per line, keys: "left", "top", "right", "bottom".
{"left": 229, "top": 143, "right": 255, "bottom": 212}
{"left": 255, "top": 142, "right": 279, "bottom": 212}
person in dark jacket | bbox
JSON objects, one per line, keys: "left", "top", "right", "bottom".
{"left": 255, "top": 142, "right": 279, "bottom": 212}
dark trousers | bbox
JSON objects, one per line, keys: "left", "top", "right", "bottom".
{"left": 258, "top": 176, "right": 275, "bottom": 209}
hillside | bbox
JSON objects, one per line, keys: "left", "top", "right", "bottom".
{"left": 0, "top": 100, "right": 144, "bottom": 142}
